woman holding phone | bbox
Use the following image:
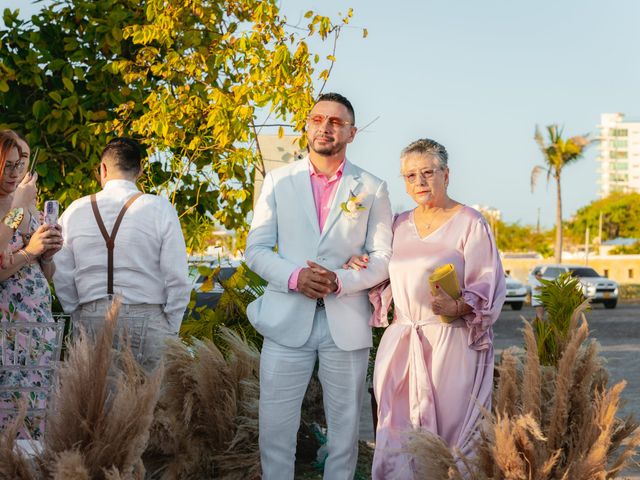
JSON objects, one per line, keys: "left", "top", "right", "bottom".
{"left": 0, "top": 129, "right": 63, "bottom": 438}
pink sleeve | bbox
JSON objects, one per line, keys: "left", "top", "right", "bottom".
{"left": 334, "top": 275, "right": 343, "bottom": 295}
{"left": 288, "top": 267, "right": 303, "bottom": 291}
{"left": 461, "top": 218, "right": 506, "bottom": 351}
{"left": 368, "top": 280, "right": 393, "bottom": 327}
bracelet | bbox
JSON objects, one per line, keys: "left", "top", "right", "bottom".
{"left": 40, "top": 257, "right": 54, "bottom": 265}
{"left": 456, "top": 297, "right": 464, "bottom": 316}
{"left": 17, "top": 249, "right": 32, "bottom": 265}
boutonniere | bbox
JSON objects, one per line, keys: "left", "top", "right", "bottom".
{"left": 340, "top": 190, "right": 367, "bottom": 220}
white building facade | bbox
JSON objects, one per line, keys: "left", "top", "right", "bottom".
{"left": 597, "top": 113, "right": 640, "bottom": 198}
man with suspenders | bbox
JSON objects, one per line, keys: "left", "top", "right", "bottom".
{"left": 53, "top": 138, "right": 191, "bottom": 371}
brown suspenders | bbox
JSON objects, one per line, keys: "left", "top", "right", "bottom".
{"left": 90, "top": 192, "right": 143, "bottom": 295}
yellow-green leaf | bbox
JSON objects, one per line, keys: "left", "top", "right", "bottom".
{"left": 62, "top": 76, "right": 74, "bottom": 92}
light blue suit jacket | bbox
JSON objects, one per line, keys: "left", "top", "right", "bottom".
{"left": 245, "top": 157, "right": 393, "bottom": 351}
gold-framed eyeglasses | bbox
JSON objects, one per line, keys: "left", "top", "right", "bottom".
{"left": 3, "top": 160, "right": 26, "bottom": 173}
{"left": 401, "top": 168, "right": 442, "bottom": 184}
{"left": 306, "top": 114, "right": 354, "bottom": 129}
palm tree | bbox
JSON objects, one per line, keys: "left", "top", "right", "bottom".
{"left": 531, "top": 125, "right": 591, "bottom": 263}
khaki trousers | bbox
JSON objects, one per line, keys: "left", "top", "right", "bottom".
{"left": 72, "top": 298, "right": 175, "bottom": 373}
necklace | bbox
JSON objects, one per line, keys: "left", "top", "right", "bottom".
{"left": 416, "top": 207, "right": 444, "bottom": 230}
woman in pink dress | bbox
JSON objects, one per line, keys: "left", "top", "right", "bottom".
{"left": 351, "top": 139, "right": 505, "bottom": 479}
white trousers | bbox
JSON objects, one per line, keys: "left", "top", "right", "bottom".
{"left": 259, "top": 308, "right": 369, "bottom": 480}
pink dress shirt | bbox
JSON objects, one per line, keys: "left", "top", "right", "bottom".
{"left": 288, "top": 160, "right": 345, "bottom": 290}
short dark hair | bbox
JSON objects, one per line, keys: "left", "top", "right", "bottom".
{"left": 316, "top": 92, "right": 355, "bottom": 125}
{"left": 101, "top": 137, "right": 142, "bottom": 173}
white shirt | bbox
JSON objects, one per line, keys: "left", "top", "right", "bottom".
{"left": 53, "top": 180, "right": 191, "bottom": 331}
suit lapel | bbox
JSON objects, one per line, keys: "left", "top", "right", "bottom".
{"left": 319, "top": 160, "right": 361, "bottom": 243}
{"left": 290, "top": 158, "right": 321, "bottom": 237}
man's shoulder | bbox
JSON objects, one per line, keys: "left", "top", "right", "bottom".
{"left": 348, "top": 161, "right": 385, "bottom": 188}
{"left": 61, "top": 194, "right": 93, "bottom": 217}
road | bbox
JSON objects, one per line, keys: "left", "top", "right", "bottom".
{"left": 358, "top": 302, "right": 640, "bottom": 475}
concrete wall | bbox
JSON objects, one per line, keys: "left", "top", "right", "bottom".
{"left": 253, "top": 134, "right": 304, "bottom": 206}
{"left": 503, "top": 255, "right": 640, "bottom": 284}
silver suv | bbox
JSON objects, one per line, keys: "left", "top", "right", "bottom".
{"left": 527, "top": 264, "right": 619, "bottom": 309}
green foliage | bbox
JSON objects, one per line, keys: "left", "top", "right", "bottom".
{"left": 494, "top": 219, "right": 553, "bottom": 256}
{"left": 1, "top": 0, "right": 351, "bottom": 244}
{"left": 532, "top": 125, "right": 590, "bottom": 180}
{"left": 619, "top": 284, "right": 640, "bottom": 300}
{"left": 105, "top": 0, "right": 352, "bottom": 237}
{"left": 531, "top": 272, "right": 590, "bottom": 366}
{"left": 609, "top": 241, "right": 640, "bottom": 254}
{"left": 567, "top": 192, "right": 640, "bottom": 244}
{"left": 180, "top": 262, "right": 266, "bottom": 348}
{"left": 0, "top": 1, "right": 148, "bottom": 205}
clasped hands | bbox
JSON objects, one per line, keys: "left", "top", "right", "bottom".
{"left": 297, "top": 261, "right": 338, "bottom": 300}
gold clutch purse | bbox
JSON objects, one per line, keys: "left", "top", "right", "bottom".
{"left": 428, "top": 264, "right": 461, "bottom": 324}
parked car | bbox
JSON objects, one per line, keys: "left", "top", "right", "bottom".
{"left": 526, "top": 264, "right": 619, "bottom": 309}
{"left": 504, "top": 275, "right": 528, "bottom": 310}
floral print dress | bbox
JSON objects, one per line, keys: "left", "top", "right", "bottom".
{"left": 0, "top": 215, "right": 57, "bottom": 439}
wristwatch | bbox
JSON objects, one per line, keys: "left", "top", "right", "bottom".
{"left": 2, "top": 207, "right": 24, "bottom": 230}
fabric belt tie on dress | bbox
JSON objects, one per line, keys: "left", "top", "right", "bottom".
{"left": 393, "top": 311, "right": 465, "bottom": 429}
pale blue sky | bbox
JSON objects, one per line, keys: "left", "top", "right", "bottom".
{"left": 4, "top": 1, "right": 640, "bottom": 226}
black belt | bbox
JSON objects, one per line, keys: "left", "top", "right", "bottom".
{"left": 316, "top": 298, "right": 325, "bottom": 309}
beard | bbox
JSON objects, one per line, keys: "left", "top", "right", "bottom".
{"left": 308, "top": 135, "right": 347, "bottom": 157}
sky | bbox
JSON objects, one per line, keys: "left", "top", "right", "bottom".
{"left": 3, "top": 0, "right": 640, "bottom": 226}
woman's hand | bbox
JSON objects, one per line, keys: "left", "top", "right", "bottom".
{"left": 11, "top": 173, "right": 38, "bottom": 210}
{"left": 23, "top": 224, "right": 60, "bottom": 259}
{"left": 431, "top": 284, "right": 460, "bottom": 317}
{"left": 41, "top": 224, "right": 63, "bottom": 260}
{"left": 0, "top": 246, "right": 12, "bottom": 269}
{"left": 342, "top": 254, "right": 369, "bottom": 271}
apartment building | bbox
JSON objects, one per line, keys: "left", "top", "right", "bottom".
{"left": 597, "top": 113, "right": 640, "bottom": 198}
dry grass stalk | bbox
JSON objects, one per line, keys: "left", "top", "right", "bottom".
{"left": 565, "top": 339, "right": 602, "bottom": 466}
{"left": 41, "top": 300, "right": 162, "bottom": 480}
{"left": 547, "top": 320, "right": 589, "bottom": 453}
{"left": 145, "top": 327, "right": 261, "bottom": 479}
{"left": 522, "top": 320, "right": 542, "bottom": 420}
{"left": 491, "top": 412, "right": 528, "bottom": 479}
{"left": 607, "top": 427, "right": 640, "bottom": 478}
{"left": 402, "top": 304, "right": 640, "bottom": 479}
{"left": 0, "top": 400, "right": 37, "bottom": 480}
{"left": 404, "top": 429, "right": 464, "bottom": 480}
{"left": 494, "top": 347, "right": 521, "bottom": 417}
{"left": 567, "top": 381, "right": 625, "bottom": 479}
{"left": 50, "top": 450, "right": 90, "bottom": 480}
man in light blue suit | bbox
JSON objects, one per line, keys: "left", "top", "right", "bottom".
{"left": 246, "top": 93, "right": 393, "bottom": 479}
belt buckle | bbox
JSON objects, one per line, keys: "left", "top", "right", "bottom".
{"left": 316, "top": 298, "right": 325, "bottom": 309}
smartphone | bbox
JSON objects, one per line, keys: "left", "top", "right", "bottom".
{"left": 44, "top": 200, "right": 59, "bottom": 225}
{"left": 29, "top": 147, "right": 40, "bottom": 175}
